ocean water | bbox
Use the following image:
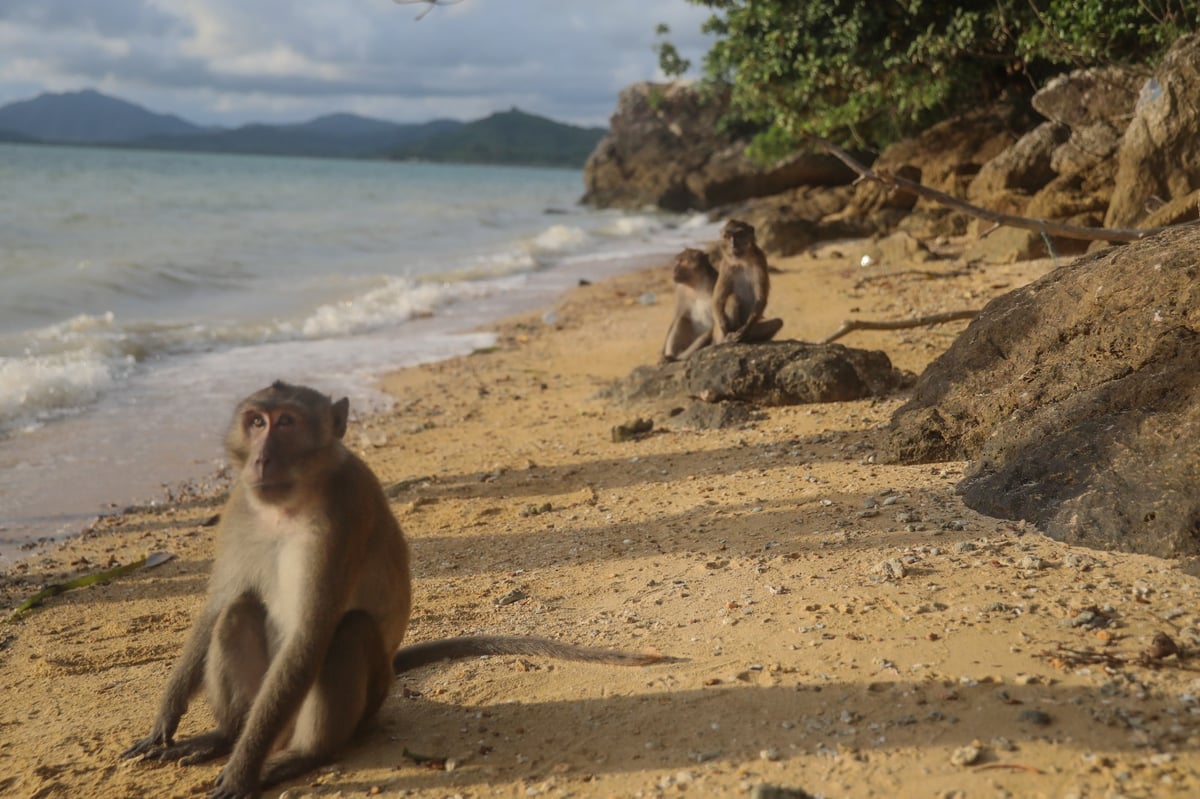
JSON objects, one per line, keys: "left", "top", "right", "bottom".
{"left": 0, "top": 142, "right": 718, "bottom": 562}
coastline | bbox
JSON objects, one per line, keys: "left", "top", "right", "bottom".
{"left": 3, "top": 239, "right": 1200, "bottom": 798}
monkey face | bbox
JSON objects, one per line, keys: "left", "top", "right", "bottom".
{"left": 226, "top": 382, "right": 349, "bottom": 503}
{"left": 721, "top": 220, "right": 756, "bottom": 257}
{"left": 672, "top": 248, "right": 715, "bottom": 285}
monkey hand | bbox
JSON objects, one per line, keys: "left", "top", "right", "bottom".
{"left": 120, "top": 726, "right": 175, "bottom": 759}
{"left": 209, "top": 758, "right": 260, "bottom": 799}
{"left": 724, "top": 328, "right": 745, "bottom": 343}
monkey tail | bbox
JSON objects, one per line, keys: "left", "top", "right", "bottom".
{"left": 391, "top": 635, "right": 683, "bottom": 674}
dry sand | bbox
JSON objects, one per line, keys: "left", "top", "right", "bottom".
{"left": 2, "top": 238, "right": 1199, "bottom": 799}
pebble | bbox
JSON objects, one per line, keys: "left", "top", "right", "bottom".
{"left": 494, "top": 589, "right": 528, "bottom": 606}
{"left": 874, "top": 558, "right": 907, "bottom": 580}
{"left": 1019, "top": 709, "right": 1052, "bottom": 726}
{"left": 1017, "top": 554, "right": 1045, "bottom": 570}
{"left": 751, "top": 786, "right": 817, "bottom": 799}
{"left": 950, "top": 743, "right": 983, "bottom": 766}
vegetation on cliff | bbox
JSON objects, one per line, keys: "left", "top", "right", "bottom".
{"left": 669, "top": 1, "right": 1197, "bottom": 160}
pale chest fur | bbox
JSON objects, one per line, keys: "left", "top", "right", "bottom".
{"left": 690, "top": 294, "right": 713, "bottom": 328}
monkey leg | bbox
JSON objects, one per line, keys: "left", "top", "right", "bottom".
{"left": 742, "top": 317, "right": 783, "bottom": 343}
{"left": 259, "top": 610, "right": 391, "bottom": 788}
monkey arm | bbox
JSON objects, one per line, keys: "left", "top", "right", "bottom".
{"left": 214, "top": 544, "right": 351, "bottom": 795}
{"left": 677, "top": 329, "right": 713, "bottom": 360}
{"left": 122, "top": 603, "right": 221, "bottom": 758}
{"left": 710, "top": 284, "right": 733, "bottom": 340}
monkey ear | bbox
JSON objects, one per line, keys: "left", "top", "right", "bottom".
{"left": 331, "top": 397, "right": 350, "bottom": 440}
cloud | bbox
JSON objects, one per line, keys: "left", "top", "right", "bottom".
{"left": 0, "top": 0, "right": 715, "bottom": 126}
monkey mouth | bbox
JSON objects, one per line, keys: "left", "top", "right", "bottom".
{"left": 248, "top": 479, "right": 296, "bottom": 498}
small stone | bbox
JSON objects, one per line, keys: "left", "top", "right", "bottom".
{"left": 1145, "top": 631, "right": 1179, "bottom": 660}
{"left": 494, "top": 589, "right": 528, "bottom": 606}
{"left": 611, "top": 417, "right": 653, "bottom": 442}
{"left": 950, "top": 743, "right": 983, "bottom": 766}
{"left": 750, "top": 785, "right": 818, "bottom": 799}
{"left": 1019, "top": 709, "right": 1052, "bottom": 726}
{"left": 874, "top": 558, "right": 907, "bottom": 580}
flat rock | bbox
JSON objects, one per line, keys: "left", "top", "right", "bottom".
{"left": 605, "top": 341, "right": 913, "bottom": 418}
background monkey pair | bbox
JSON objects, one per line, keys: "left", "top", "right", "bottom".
{"left": 662, "top": 218, "right": 783, "bottom": 363}
{"left": 122, "top": 381, "right": 674, "bottom": 798}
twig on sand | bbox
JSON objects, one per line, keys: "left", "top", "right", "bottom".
{"left": 975, "top": 763, "right": 1046, "bottom": 775}
{"left": 4, "top": 552, "right": 175, "bottom": 624}
{"left": 820, "top": 310, "right": 980, "bottom": 344}
{"left": 809, "top": 134, "right": 1197, "bottom": 243}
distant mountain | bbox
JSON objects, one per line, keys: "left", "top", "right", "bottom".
{"left": 0, "top": 89, "right": 205, "bottom": 143}
{"left": 388, "top": 109, "right": 607, "bottom": 167}
{"left": 0, "top": 90, "right": 606, "bottom": 167}
{"left": 138, "top": 117, "right": 465, "bottom": 159}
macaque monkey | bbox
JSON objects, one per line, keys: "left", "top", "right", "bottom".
{"left": 661, "top": 248, "right": 718, "bottom": 363}
{"left": 712, "top": 219, "right": 783, "bottom": 345}
{"left": 122, "top": 381, "right": 671, "bottom": 798}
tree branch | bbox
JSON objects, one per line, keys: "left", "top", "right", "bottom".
{"left": 809, "top": 135, "right": 1194, "bottom": 244}
{"left": 820, "top": 310, "right": 980, "bottom": 344}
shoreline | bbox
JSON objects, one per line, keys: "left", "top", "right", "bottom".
{"left": 0, "top": 242, "right": 696, "bottom": 566}
{"left": 3, "top": 240, "right": 1200, "bottom": 798}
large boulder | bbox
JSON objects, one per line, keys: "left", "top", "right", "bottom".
{"left": 581, "top": 82, "right": 855, "bottom": 211}
{"left": 1106, "top": 34, "right": 1200, "bottom": 228}
{"left": 606, "top": 341, "right": 912, "bottom": 428}
{"left": 886, "top": 224, "right": 1200, "bottom": 566}
{"left": 834, "top": 103, "right": 1036, "bottom": 240}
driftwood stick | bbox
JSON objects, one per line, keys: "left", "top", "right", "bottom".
{"left": 820, "top": 310, "right": 979, "bottom": 344}
{"left": 810, "top": 135, "right": 1189, "bottom": 244}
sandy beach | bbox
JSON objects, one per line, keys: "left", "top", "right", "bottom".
{"left": 3, "top": 237, "right": 1199, "bottom": 799}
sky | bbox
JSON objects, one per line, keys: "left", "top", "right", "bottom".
{"left": 0, "top": 0, "right": 716, "bottom": 128}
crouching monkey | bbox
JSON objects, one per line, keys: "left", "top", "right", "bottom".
{"left": 712, "top": 218, "right": 783, "bottom": 345}
{"left": 662, "top": 247, "right": 719, "bottom": 362}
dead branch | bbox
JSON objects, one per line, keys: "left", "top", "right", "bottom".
{"left": 820, "top": 310, "right": 979, "bottom": 344}
{"left": 810, "top": 135, "right": 1194, "bottom": 244}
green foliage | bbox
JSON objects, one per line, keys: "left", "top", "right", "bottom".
{"left": 654, "top": 24, "right": 693, "bottom": 78}
{"left": 684, "top": 0, "right": 1198, "bottom": 160}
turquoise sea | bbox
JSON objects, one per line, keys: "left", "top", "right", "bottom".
{"left": 0, "top": 143, "right": 716, "bottom": 560}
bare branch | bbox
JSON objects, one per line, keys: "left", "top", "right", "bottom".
{"left": 392, "top": 0, "right": 465, "bottom": 21}
{"left": 820, "top": 310, "right": 980, "bottom": 344}
{"left": 809, "top": 135, "right": 1196, "bottom": 244}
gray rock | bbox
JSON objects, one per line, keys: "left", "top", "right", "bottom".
{"left": 886, "top": 224, "right": 1200, "bottom": 568}
{"left": 1031, "top": 65, "right": 1142, "bottom": 130}
{"left": 968, "top": 121, "right": 1067, "bottom": 200}
{"left": 1106, "top": 34, "right": 1200, "bottom": 227}
{"left": 606, "top": 341, "right": 912, "bottom": 411}
{"left": 581, "top": 82, "right": 854, "bottom": 211}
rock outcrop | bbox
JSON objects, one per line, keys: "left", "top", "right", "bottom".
{"left": 1106, "top": 33, "right": 1200, "bottom": 228}
{"left": 886, "top": 224, "right": 1200, "bottom": 565}
{"left": 581, "top": 82, "right": 855, "bottom": 211}
{"left": 605, "top": 341, "right": 913, "bottom": 429}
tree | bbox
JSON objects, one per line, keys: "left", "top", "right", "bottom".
{"left": 679, "top": 1, "right": 1197, "bottom": 161}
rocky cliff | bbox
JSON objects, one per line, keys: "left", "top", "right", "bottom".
{"left": 581, "top": 82, "right": 854, "bottom": 211}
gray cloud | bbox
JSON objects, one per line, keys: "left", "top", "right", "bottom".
{"left": 0, "top": 0, "right": 714, "bottom": 126}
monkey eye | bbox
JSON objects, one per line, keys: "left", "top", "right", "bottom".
{"left": 249, "top": 414, "right": 267, "bottom": 429}
{"left": 277, "top": 413, "right": 295, "bottom": 427}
